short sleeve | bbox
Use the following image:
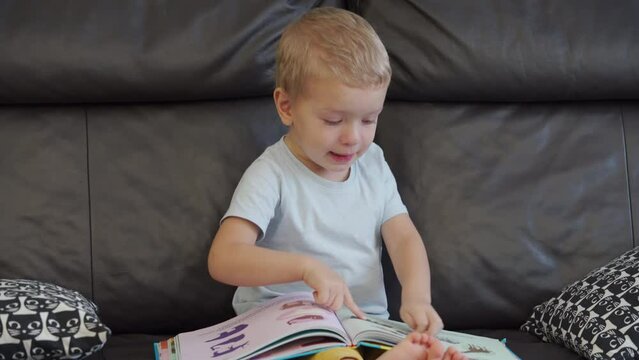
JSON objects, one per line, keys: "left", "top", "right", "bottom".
{"left": 380, "top": 151, "right": 408, "bottom": 223}
{"left": 222, "top": 157, "right": 280, "bottom": 240}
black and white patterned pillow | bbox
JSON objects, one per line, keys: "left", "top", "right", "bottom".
{"left": 0, "top": 279, "right": 110, "bottom": 360}
{"left": 521, "top": 247, "right": 639, "bottom": 360}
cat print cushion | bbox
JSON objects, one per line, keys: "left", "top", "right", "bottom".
{"left": 0, "top": 279, "right": 110, "bottom": 360}
{"left": 521, "top": 247, "right": 639, "bottom": 360}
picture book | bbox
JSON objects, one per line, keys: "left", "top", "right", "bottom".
{"left": 154, "top": 292, "right": 520, "bottom": 360}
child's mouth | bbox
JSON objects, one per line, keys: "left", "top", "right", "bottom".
{"left": 329, "top": 152, "right": 354, "bottom": 163}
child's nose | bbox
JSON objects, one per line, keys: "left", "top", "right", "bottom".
{"left": 340, "top": 124, "right": 359, "bottom": 145}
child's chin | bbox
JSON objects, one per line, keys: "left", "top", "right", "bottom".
{"left": 327, "top": 163, "right": 351, "bottom": 171}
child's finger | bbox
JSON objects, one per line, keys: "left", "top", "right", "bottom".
{"left": 313, "top": 287, "right": 329, "bottom": 305}
{"left": 426, "top": 315, "right": 443, "bottom": 335}
{"left": 412, "top": 311, "right": 429, "bottom": 333}
{"left": 401, "top": 311, "right": 416, "bottom": 331}
{"left": 344, "top": 291, "right": 366, "bottom": 319}
{"left": 332, "top": 293, "right": 344, "bottom": 311}
{"left": 326, "top": 291, "right": 338, "bottom": 310}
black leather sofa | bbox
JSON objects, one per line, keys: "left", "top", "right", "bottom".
{"left": 2, "top": 1, "right": 638, "bottom": 359}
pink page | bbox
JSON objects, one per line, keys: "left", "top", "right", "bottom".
{"left": 177, "top": 292, "right": 348, "bottom": 360}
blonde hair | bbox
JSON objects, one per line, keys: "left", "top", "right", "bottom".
{"left": 275, "top": 7, "right": 391, "bottom": 98}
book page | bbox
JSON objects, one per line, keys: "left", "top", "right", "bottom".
{"left": 340, "top": 316, "right": 519, "bottom": 360}
{"left": 176, "top": 292, "right": 348, "bottom": 360}
{"left": 252, "top": 336, "right": 345, "bottom": 360}
{"left": 340, "top": 315, "right": 410, "bottom": 346}
{"left": 436, "top": 330, "right": 520, "bottom": 360}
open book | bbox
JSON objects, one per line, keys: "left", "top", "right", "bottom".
{"left": 154, "top": 292, "right": 520, "bottom": 360}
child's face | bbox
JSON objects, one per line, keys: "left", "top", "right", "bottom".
{"left": 275, "top": 76, "right": 387, "bottom": 181}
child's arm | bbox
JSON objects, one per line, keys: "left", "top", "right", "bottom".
{"left": 381, "top": 213, "right": 443, "bottom": 335}
{"left": 208, "top": 216, "right": 366, "bottom": 318}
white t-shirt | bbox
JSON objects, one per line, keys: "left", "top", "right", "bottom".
{"left": 223, "top": 137, "right": 407, "bottom": 318}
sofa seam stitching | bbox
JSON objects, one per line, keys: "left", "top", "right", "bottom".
{"left": 84, "top": 107, "right": 96, "bottom": 302}
{"left": 620, "top": 104, "right": 635, "bottom": 248}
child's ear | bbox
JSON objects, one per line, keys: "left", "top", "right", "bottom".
{"left": 274, "top": 87, "right": 294, "bottom": 126}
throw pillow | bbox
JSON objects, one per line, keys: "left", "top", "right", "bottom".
{"left": 0, "top": 279, "right": 111, "bottom": 360}
{"left": 521, "top": 247, "right": 639, "bottom": 360}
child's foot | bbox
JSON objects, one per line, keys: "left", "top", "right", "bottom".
{"left": 442, "top": 345, "right": 467, "bottom": 360}
{"left": 377, "top": 332, "right": 468, "bottom": 360}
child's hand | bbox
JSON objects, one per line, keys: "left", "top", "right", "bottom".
{"left": 400, "top": 299, "right": 443, "bottom": 335}
{"left": 302, "top": 259, "right": 367, "bottom": 319}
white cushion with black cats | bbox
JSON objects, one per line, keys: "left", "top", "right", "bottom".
{"left": 521, "top": 247, "right": 639, "bottom": 360}
{"left": 0, "top": 279, "right": 110, "bottom": 360}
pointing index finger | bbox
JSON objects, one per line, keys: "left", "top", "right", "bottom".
{"left": 344, "top": 291, "right": 366, "bottom": 319}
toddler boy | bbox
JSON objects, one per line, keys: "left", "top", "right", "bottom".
{"left": 209, "top": 6, "right": 444, "bottom": 340}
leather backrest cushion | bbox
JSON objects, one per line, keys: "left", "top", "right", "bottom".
{"left": 0, "top": 0, "right": 345, "bottom": 104}
{"left": 87, "top": 98, "right": 286, "bottom": 334}
{"left": 0, "top": 106, "right": 92, "bottom": 297}
{"left": 377, "top": 101, "right": 635, "bottom": 328}
{"left": 85, "top": 99, "right": 637, "bottom": 331}
{"left": 358, "top": 0, "right": 639, "bottom": 102}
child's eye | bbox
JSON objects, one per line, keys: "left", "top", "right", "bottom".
{"left": 363, "top": 118, "right": 377, "bottom": 125}
{"left": 323, "top": 119, "right": 341, "bottom": 125}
